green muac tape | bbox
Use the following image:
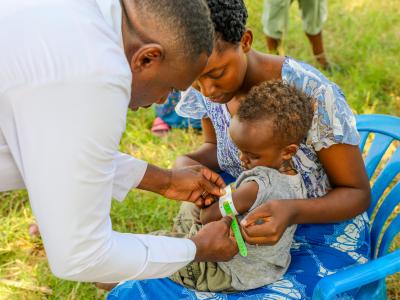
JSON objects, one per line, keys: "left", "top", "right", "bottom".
{"left": 223, "top": 201, "right": 248, "bottom": 257}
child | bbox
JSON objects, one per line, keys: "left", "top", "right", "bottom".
{"left": 169, "top": 80, "right": 313, "bottom": 292}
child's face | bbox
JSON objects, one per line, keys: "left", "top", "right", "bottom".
{"left": 194, "top": 33, "right": 252, "bottom": 103}
{"left": 229, "top": 117, "right": 285, "bottom": 170}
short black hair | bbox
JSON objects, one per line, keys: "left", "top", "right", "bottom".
{"left": 206, "top": 0, "right": 248, "bottom": 46}
{"left": 132, "top": 0, "right": 215, "bottom": 59}
{"left": 237, "top": 80, "right": 315, "bottom": 145}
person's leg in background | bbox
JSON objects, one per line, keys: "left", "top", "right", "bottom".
{"left": 300, "top": 0, "right": 331, "bottom": 70}
{"left": 152, "top": 90, "right": 202, "bottom": 137}
{"left": 262, "top": 0, "right": 291, "bottom": 55}
{"left": 151, "top": 92, "right": 179, "bottom": 137}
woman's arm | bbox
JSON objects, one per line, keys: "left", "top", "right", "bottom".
{"left": 292, "top": 144, "right": 371, "bottom": 222}
{"left": 200, "top": 181, "right": 259, "bottom": 224}
{"left": 175, "top": 118, "right": 220, "bottom": 171}
{"left": 241, "top": 144, "right": 371, "bottom": 245}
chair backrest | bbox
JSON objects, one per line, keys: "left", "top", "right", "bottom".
{"left": 356, "top": 114, "right": 400, "bottom": 259}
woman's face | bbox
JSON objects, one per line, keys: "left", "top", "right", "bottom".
{"left": 194, "top": 32, "right": 252, "bottom": 104}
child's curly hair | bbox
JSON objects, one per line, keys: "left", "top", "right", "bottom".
{"left": 237, "top": 80, "right": 315, "bottom": 145}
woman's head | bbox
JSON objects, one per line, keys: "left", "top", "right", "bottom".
{"left": 195, "top": 0, "right": 251, "bottom": 103}
{"left": 122, "top": 0, "right": 214, "bottom": 109}
{"left": 229, "top": 80, "right": 315, "bottom": 170}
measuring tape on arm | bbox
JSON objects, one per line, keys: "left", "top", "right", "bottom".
{"left": 219, "top": 185, "right": 248, "bottom": 257}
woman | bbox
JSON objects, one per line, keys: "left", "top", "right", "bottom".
{"left": 109, "top": 0, "right": 370, "bottom": 298}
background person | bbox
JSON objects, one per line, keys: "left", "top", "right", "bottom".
{"left": 262, "top": 0, "right": 330, "bottom": 70}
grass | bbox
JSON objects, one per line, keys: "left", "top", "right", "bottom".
{"left": 0, "top": 0, "right": 399, "bottom": 298}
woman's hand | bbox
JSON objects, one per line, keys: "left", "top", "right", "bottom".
{"left": 240, "top": 199, "right": 297, "bottom": 245}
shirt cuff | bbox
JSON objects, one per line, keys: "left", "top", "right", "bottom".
{"left": 132, "top": 235, "right": 197, "bottom": 279}
{"left": 112, "top": 152, "right": 148, "bottom": 201}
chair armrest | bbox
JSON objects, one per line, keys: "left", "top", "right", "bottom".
{"left": 312, "top": 249, "right": 400, "bottom": 300}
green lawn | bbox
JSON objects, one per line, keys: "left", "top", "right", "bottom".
{"left": 1, "top": 0, "right": 399, "bottom": 299}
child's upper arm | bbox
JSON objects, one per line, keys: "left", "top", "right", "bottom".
{"left": 200, "top": 181, "right": 259, "bottom": 224}
{"left": 232, "top": 181, "right": 259, "bottom": 214}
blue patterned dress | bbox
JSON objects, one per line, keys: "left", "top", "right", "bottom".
{"left": 108, "top": 57, "right": 371, "bottom": 300}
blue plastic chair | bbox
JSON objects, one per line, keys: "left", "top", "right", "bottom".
{"left": 313, "top": 114, "right": 400, "bottom": 300}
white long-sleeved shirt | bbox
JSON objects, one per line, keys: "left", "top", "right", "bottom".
{"left": 0, "top": 0, "right": 196, "bottom": 282}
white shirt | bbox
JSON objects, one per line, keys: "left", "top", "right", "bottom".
{"left": 0, "top": 0, "right": 196, "bottom": 282}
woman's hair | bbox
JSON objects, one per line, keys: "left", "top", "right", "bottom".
{"left": 206, "top": 0, "right": 248, "bottom": 46}
{"left": 237, "top": 80, "right": 315, "bottom": 145}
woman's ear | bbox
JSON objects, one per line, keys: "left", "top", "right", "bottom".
{"left": 281, "top": 144, "right": 299, "bottom": 161}
{"left": 241, "top": 29, "right": 253, "bottom": 53}
{"left": 130, "top": 44, "right": 164, "bottom": 73}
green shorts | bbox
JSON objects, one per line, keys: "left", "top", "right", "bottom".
{"left": 262, "top": 0, "right": 328, "bottom": 39}
{"left": 151, "top": 202, "right": 235, "bottom": 292}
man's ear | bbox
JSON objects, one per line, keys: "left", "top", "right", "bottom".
{"left": 241, "top": 29, "right": 253, "bottom": 53}
{"left": 130, "top": 44, "right": 164, "bottom": 73}
{"left": 281, "top": 144, "right": 299, "bottom": 161}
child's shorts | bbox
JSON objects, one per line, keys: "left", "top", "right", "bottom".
{"left": 151, "top": 202, "right": 236, "bottom": 292}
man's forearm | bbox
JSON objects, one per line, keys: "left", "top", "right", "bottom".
{"left": 290, "top": 187, "right": 371, "bottom": 225}
{"left": 137, "top": 164, "right": 171, "bottom": 196}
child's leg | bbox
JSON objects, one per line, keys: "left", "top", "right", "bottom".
{"left": 149, "top": 202, "right": 200, "bottom": 237}
{"left": 169, "top": 223, "right": 235, "bottom": 292}
{"left": 149, "top": 230, "right": 186, "bottom": 238}
{"left": 172, "top": 202, "right": 201, "bottom": 234}
{"left": 169, "top": 260, "right": 234, "bottom": 292}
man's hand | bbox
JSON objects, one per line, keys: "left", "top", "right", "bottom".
{"left": 240, "top": 199, "right": 297, "bottom": 245}
{"left": 138, "top": 164, "right": 225, "bottom": 207}
{"left": 164, "top": 166, "right": 225, "bottom": 207}
{"left": 190, "top": 217, "right": 238, "bottom": 262}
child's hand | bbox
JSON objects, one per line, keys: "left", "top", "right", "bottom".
{"left": 239, "top": 199, "right": 297, "bottom": 245}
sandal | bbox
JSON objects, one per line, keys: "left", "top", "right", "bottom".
{"left": 151, "top": 117, "right": 170, "bottom": 137}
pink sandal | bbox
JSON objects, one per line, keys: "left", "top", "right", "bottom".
{"left": 151, "top": 117, "right": 170, "bottom": 137}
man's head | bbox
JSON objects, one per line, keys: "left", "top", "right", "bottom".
{"left": 121, "top": 0, "right": 215, "bottom": 109}
{"left": 229, "top": 80, "right": 315, "bottom": 170}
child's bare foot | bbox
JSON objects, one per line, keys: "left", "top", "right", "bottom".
{"left": 95, "top": 282, "right": 118, "bottom": 291}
